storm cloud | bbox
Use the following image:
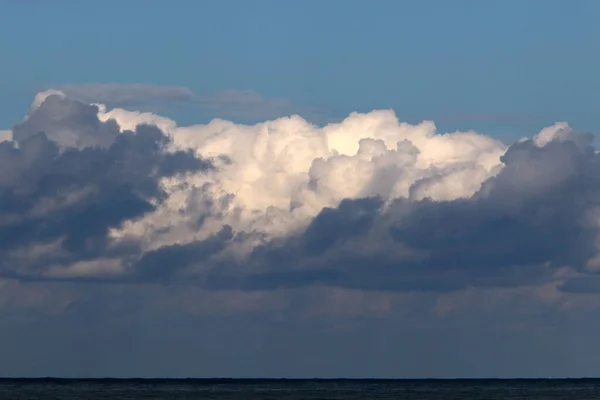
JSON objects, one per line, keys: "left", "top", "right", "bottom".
{"left": 115, "top": 110, "right": 599, "bottom": 295}
{"left": 1, "top": 92, "right": 212, "bottom": 281}
{"left": 1, "top": 90, "right": 599, "bottom": 296}
{"left": 213, "top": 137, "right": 600, "bottom": 293}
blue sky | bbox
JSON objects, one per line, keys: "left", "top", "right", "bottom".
{"left": 4, "top": 1, "right": 600, "bottom": 379}
{"left": 2, "top": 0, "right": 600, "bottom": 141}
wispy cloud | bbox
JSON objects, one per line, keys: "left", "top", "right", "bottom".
{"left": 196, "top": 89, "right": 295, "bottom": 120}
{"left": 47, "top": 83, "right": 327, "bottom": 122}
{"left": 53, "top": 83, "right": 194, "bottom": 106}
{"left": 431, "top": 112, "right": 544, "bottom": 124}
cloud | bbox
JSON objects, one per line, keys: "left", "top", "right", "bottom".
{"left": 213, "top": 129, "right": 599, "bottom": 293}
{"left": 0, "top": 130, "right": 11, "bottom": 142}
{"left": 4, "top": 90, "right": 600, "bottom": 300}
{"left": 425, "top": 112, "right": 543, "bottom": 124}
{"left": 5, "top": 93, "right": 600, "bottom": 379}
{"left": 45, "top": 84, "right": 321, "bottom": 122}
{"left": 53, "top": 83, "right": 194, "bottom": 106}
{"left": 559, "top": 276, "right": 600, "bottom": 293}
{"left": 196, "top": 89, "right": 297, "bottom": 120}
{"left": 13, "top": 92, "right": 120, "bottom": 149}
{"left": 1, "top": 92, "right": 212, "bottom": 281}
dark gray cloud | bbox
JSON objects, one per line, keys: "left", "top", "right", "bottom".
{"left": 202, "top": 137, "right": 600, "bottom": 293}
{"left": 0, "top": 94, "right": 212, "bottom": 280}
{"left": 559, "top": 276, "right": 600, "bottom": 293}
{"left": 12, "top": 94, "right": 120, "bottom": 149}
{"left": 0, "top": 277, "right": 593, "bottom": 379}
{"left": 134, "top": 225, "right": 234, "bottom": 281}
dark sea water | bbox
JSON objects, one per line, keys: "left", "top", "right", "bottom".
{"left": 1, "top": 378, "right": 599, "bottom": 400}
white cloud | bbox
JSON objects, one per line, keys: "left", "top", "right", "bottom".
{"left": 97, "top": 102, "right": 508, "bottom": 253}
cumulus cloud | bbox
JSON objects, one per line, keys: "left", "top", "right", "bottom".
{"left": 1, "top": 91, "right": 212, "bottom": 281}
{"left": 13, "top": 92, "right": 120, "bottom": 149}
{"left": 225, "top": 130, "right": 599, "bottom": 293}
{"left": 3, "top": 90, "right": 600, "bottom": 297}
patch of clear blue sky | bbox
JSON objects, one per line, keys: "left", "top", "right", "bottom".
{"left": 1, "top": 0, "right": 599, "bottom": 142}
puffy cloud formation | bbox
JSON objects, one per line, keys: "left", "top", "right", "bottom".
{"left": 1, "top": 92, "right": 211, "bottom": 280}
{"left": 2, "top": 90, "right": 598, "bottom": 294}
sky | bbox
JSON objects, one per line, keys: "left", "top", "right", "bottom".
{"left": 2, "top": 0, "right": 600, "bottom": 378}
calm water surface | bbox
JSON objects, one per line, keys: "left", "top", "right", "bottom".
{"left": 0, "top": 378, "right": 599, "bottom": 399}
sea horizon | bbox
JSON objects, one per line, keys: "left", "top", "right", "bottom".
{"left": 3, "top": 376, "right": 599, "bottom": 399}
{"left": 2, "top": 376, "right": 600, "bottom": 381}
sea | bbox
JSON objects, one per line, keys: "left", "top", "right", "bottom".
{"left": 0, "top": 378, "right": 599, "bottom": 399}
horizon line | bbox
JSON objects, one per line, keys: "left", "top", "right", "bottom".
{"left": 1, "top": 377, "right": 599, "bottom": 381}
